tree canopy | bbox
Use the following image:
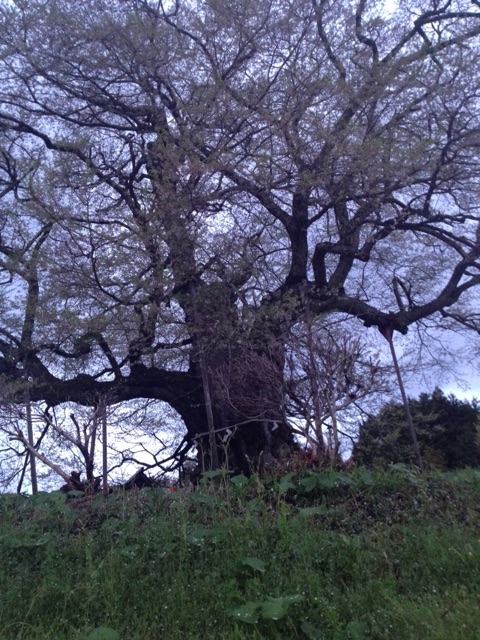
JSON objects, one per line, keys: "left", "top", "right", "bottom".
{"left": 0, "top": 0, "right": 480, "bottom": 478}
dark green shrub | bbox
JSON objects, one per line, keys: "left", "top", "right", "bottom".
{"left": 354, "top": 388, "right": 480, "bottom": 469}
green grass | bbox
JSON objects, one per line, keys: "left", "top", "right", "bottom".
{"left": 0, "top": 467, "right": 479, "bottom": 639}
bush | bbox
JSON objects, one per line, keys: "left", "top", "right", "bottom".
{"left": 354, "top": 388, "right": 480, "bottom": 469}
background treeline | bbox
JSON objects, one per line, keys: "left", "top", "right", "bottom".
{"left": 354, "top": 388, "right": 480, "bottom": 470}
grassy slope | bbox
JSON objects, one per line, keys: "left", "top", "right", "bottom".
{"left": 0, "top": 467, "right": 479, "bottom": 640}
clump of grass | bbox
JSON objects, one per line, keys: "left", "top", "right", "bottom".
{"left": 0, "top": 469, "right": 479, "bottom": 639}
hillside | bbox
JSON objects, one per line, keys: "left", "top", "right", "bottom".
{"left": 0, "top": 467, "right": 479, "bottom": 640}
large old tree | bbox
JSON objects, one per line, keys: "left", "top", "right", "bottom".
{"left": 0, "top": 0, "right": 480, "bottom": 475}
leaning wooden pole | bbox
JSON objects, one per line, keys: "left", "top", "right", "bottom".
{"left": 382, "top": 326, "right": 424, "bottom": 472}
{"left": 198, "top": 348, "right": 220, "bottom": 470}
{"left": 25, "top": 390, "right": 38, "bottom": 494}
{"left": 191, "top": 284, "right": 219, "bottom": 470}
{"left": 101, "top": 405, "right": 109, "bottom": 498}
